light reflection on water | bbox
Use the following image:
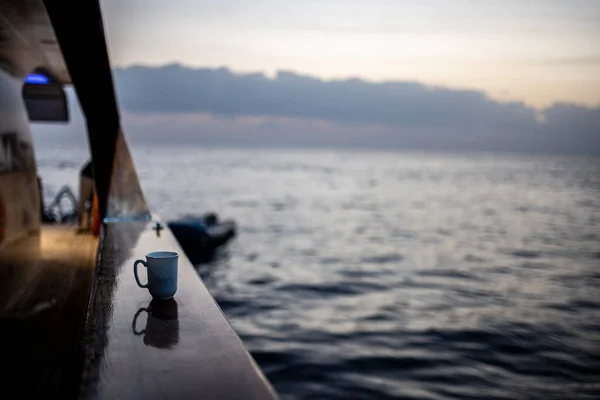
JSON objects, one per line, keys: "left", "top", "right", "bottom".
{"left": 38, "top": 144, "right": 600, "bottom": 399}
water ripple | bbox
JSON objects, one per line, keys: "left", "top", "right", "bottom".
{"left": 37, "top": 144, "right": 600, "bottom": 399}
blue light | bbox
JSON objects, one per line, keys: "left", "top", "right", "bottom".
{"left": 25, "top": 73, "right": 49, "bottom": 85}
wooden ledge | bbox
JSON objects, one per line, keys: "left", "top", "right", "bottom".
{"left": 80, "top": 221, "right": 277, "bottom": 400}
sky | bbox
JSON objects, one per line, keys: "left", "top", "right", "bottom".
{"left": 37, "top": 1, "right": 599, "bottom": 154}
{"left": 100, "top": 0, "right": 600, "bottom": 108}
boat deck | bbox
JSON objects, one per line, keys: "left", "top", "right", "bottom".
{"left": 0, "top": 222, "right": 276, "bottom": 399}
{"left": 0, "top": 225, "right": 98, "bottom": 399}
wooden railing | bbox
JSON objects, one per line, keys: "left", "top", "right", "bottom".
{"left": 79, "top": 221, "right": 277, "bottom": 399}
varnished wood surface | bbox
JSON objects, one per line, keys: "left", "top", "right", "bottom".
{"left": 0, "top": 225, "right": 98, "bottom": 399}
{"left": 80, "top": 221, "right": 277, "bottom": 400}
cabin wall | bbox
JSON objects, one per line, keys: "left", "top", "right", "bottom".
{"left": 0, "top": 68, "right": 41, "bottom": 249}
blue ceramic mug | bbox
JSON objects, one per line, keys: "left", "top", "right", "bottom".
{"left": 134, "top": 251, "right": 179, "bottom": 299}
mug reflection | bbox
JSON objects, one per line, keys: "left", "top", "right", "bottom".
{"left": 132, "top": 298, "right": 179, "bottom": 349}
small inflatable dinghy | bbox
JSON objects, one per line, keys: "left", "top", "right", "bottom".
{"left": 168, "top": 213, "right": 236, "bottom": 264}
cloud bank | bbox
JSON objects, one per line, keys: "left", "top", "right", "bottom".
{"left": 36, "top": 64, "right": 600, "bottom": 154}
{"left": 110, "top": 64, "right": 599, "bottom": 154}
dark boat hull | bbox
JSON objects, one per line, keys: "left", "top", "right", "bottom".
{"left": 168, "top": 217, "right": 236, "bottom": 264}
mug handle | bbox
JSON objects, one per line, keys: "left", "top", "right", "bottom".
{"left": 132, "top": 307, "right": 149, "bottom": 335}
{"left": 134, "top": 259, "right": 148, "bottom": 288}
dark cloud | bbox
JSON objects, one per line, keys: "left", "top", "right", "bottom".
{"left": 110, "top": 64, "right": 599, "bottom": 154}
{"left": 33, "top": 64, "right": 600, "bottom": 154}
{"left": 114, "top": 64, "right": 538, "bottom": 129}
